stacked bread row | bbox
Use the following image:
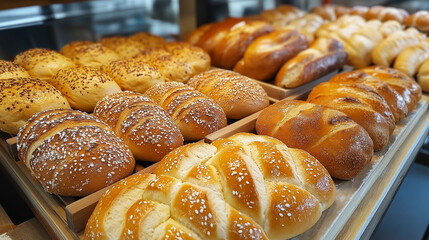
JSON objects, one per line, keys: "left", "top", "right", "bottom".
{"left": 256, "top": 66, "right": 422, "bottom": 180}
{"left": 84, "top": 133, "right": 336, "bottom": 240}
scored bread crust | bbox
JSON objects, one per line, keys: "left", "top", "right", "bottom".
{"left": 84, "top": 133, "right": 335, "bottom": 240}
{"left": 256, "top": 100, "right": 374, "bottom": 180}
{"left": 93, "top": 91, "right": 184, "bottom": 162}
{"left": 17, "top": 109, "right": 135, "bottom": 196}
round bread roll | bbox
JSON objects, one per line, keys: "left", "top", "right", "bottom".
{"left": 188, "top": 68, "right": 270, "bottom": 119}
{"left": 365, "top": 6, "right": 409, "bottom": 23}
{"left": 101, "top": 58, "right": 165, "bottom": 93}
{"left": 99, "top": 36, "right": 145, "bottom": 58}
{"left": 0, "top": 60, "right": 30, "bottom": 80}
{"left": 60, "top": 41, "right": 120, "bottom": 69}
{"left": 0, "top": 78, "right": 70, "bottom": 135}
{"left": 52, "top": 66, "right": 122, "bottom": 112}
{"left": 14, "top": 48, "right": 75, "bottom": 82}
{"left": 256, "top": 99, "right": 374, "bottom": 180}
{"left": 17, "top": 109, "right": 135, "bottom": 196}
{"left": 404, "top": 11, "right": 429, "bottom": 33}
{"left": 94, "top": 91, "right": 184, "bottom": 162}
{"left": 128, "top": 32, "right": 167, "bottom": 48}
{"left": 145, "top": 82, "right": 227, "bottom": 141}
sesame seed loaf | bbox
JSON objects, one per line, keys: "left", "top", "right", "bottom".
{"left": 0, "top": 60, "right": 30, "bottom": 80}
{"left": 16, "top": 109, "right": 135, "bottom": 196}
{"left": 0, "top": 78, "right": 70, "bottom": 135}
{"left": 145, "top": 82, "right": 227, "bottom": 141}
{"left": 60, "top": 41, "right": 120, "bottom": 69}
{"left": 94, "top": 91, "right": 184, "bottom": 162}
{"left": 188, "top": 68, "right": 270, "bottom": 119}
{"left": 84, "top": 133, "right": 336, "bottom": 240}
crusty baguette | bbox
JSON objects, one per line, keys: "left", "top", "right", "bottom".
{"left": 17, "top": 109, "right": 135, "bottom": 196}
{"left": 360, "top": 66, "right": 422, "bottom": 113}
{"left": 60, "top": 41, "right": 120, "bottom": 69}
{"left": 394, "top": 41, "right": 429, "bottom": 77}
{"left": 212, "top": 20, "right": 273, "bottom": 69}
{"left": 274, "top": 37, "right": 348, "bottom": 88}
{"left": 256, "top": 99, "right": 374, "bottom": 180}
{"left": 233, "top": 28, "right": 308, "bottom": 81}
{"left": 52, "top": 65, "right": 122, "bottom": 112}
{"left": 84, "top": 133, "right": 335, "bottom": 240}
{"left": 0, "top": 60, "right": 30, "bottom": 79}
{"left": 417, "top": 58, "right": 429, "bottom": 92}
{"left": 187, "top": 68, "right": 270, "bottom": 119}
{"left": 0, "top": 78, "right": 70, "bottom": 135}
{"left": 94, "top": 91, "right": 184, "bottom": 162}
{"left": 404, "top": 11, "right": 429, "bottom": 33}
{"left": 371, "top": 28, "right": 426, "bottom": 67}
{"left": 145, "top": 82, "right": 227, "bottom": 141}
{"left": 14, "top": 48, "right": 75, "bottom": 82}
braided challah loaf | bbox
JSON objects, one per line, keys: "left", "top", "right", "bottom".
{"left": 84, "top": 133, "right": 336, "bottom": 240}
{"left": 256, "top": 100, "right": 374, "bottom": 180}
{"left": 17, "top": 109, "right": 135, "bottom": 196}
{"left": 145, "top": 82, "right": 227, "bottom": 141}
{"left": 94, "top": 91, "right": 184, "bottom": 162}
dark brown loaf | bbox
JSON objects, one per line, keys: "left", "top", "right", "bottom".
{"left": 256, "top": 99, "right": 374, "bottom": 180}
{"left": 274, "top": 38, "right": 348, "bottom": 88}
{"left": 84, "top": 133, "right": 336, "bottom": 240}
{"left": 145, "top": 82, "right": 227, "bottom": 141}
{"left": 0, "top": 78, "right": 70, "bottom": 135}
{"left": 17, "top": 109, "right": 135, "bottom": 196}
{"left": 233, "top": 28, "right": 308, "bottom": 81}
{"left": 93, "top": 91, "right": 184, "bottom": 162}
{"left": 0, "top": 60, "right": 30, "bottom": 79}
{"left": 14, "top": 48, "right": 75, "bottom": 82}
{"left": 187, "top": 68, "right": 270, "bottom": 119}
{"left": 52, "top": 65, "right": 122, "bottom": 112}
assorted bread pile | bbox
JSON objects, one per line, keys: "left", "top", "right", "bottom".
{"left": 84, "top": 133, "right": 336, "bottom": 240}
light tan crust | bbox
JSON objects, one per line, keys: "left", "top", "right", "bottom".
{"left": 16, "top": 109, "right": 135, "bottom": 196}
{"left": 94, "top": 91, "right": 184, "bottom": 162}
{"left": 14, "top": 48, "right": 75, "bottom": 82}
{"left": 393, "top": 41, "right": 429, "bottom": 77}
{"left": 99, "top": 36, "right": 146, "bottom": 58}
{"left": 187, "top": 68, "right": 270, "bottom": 119}
{"left": 261, "top": 5, "right": 305, "bottom": 29}
{"left": 52, "top": 65, "right": 121, "bottom": 112}
{"left": 145, "top": 82, "right": 227, "bottom": 141}
{"left": 233, "top": 29, "right": 308, "bottom": 81}
{"left": 256, "top": 100, "right": 374, "bottom": 180}
{"left": 0, "top": 78, "right": 70, "bottom": 135}
{"left": 310, "top": 5, "right": 338, "bottom": 21}
{"left": 417, "top": 58, "right": 429, "bottom": 92}
{"left": 0, "top": 60, "right": 30, "bottom": 80}
{"left": 404, "top": 11, "right": 429, "bottom": 33}
{"left": 211, "top": 20, "right": 273, "bottom": 69}
{"left": 128, "top": 32, "right": 167, "bottom": 48}
{"left": 274, "top": 38, "right": 348, "bottom": 88}
{"left": 60, "top": 41, "right": 120, "bottom": 69}
{"left": 285, "top": 13, "right": 325, "bottom": 42}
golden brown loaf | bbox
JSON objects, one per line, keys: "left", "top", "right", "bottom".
{"left": 360, "top": 66, "right": 422, "bottom": 113}
{"left": 371, "top": 28, "right": 426, "bottom": 67}
{"left": 60, "top": 41, "right": 120, "bottom": 69}
{"left": 260, "top": 5, "right": 305, "bottom": 29}
{"left": 417, "top": 59, "right": 429, "bottom": 92}
{"left": 275, "top": 37, "right": 348, "bottom": 88}
{"left": 186, "top": 23, "right": 214, "bottom": 45}
{"left": 310, "top": 4, "right": 344, "bottom": 21}
{"left": 93, "top": 91, "right": 183, "bottom": 162}
{"left": 365, "top": 6, "right": 409, "bottom": 23}
{"left": 0, "top": 60, "right": 30, "bottom": 79}
{"left": 187, "top": 68, "right": 270, "bottom": 119}
{"left": 99, "top": 36, "right": 145, "bottom": 58}
{"left": 51, "top": 65, "right": 122, "bottom": 112}
{"left": 135, "top": 42, "right": 211, "bottom": 83}
{"left": 17, "top": 109, "right": 135, "bottom": 196}
{"left": 128, "top": 32, "right": 167, "bottom": 48}
{"left": 84, "top": 133, "right": 336, "bottom": 240}
{"left": 233, "top": 28, "right": 308, "bottom": 81}
{"left": 101, "top": 58, "right": 165, "bottom": 93}
{"left": 393, "top": 41, "right": 429, "bottom": 77}
{"left": 256, "top": 100, "right": 374, "bottom": 180}
{"left": 404, "top": 11, "right": 429, "bottom": 33}
{"left": 14, "top": 48, "right": 75, "bottom": 82}
{"left": 0, "top": 78, "right": 70, "bottom": 135}
{"left": 145, "top": 82, "right": 227, "bottom": 141}
{"left": 211, "top": 20, "right": 273, "bottom": 69}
